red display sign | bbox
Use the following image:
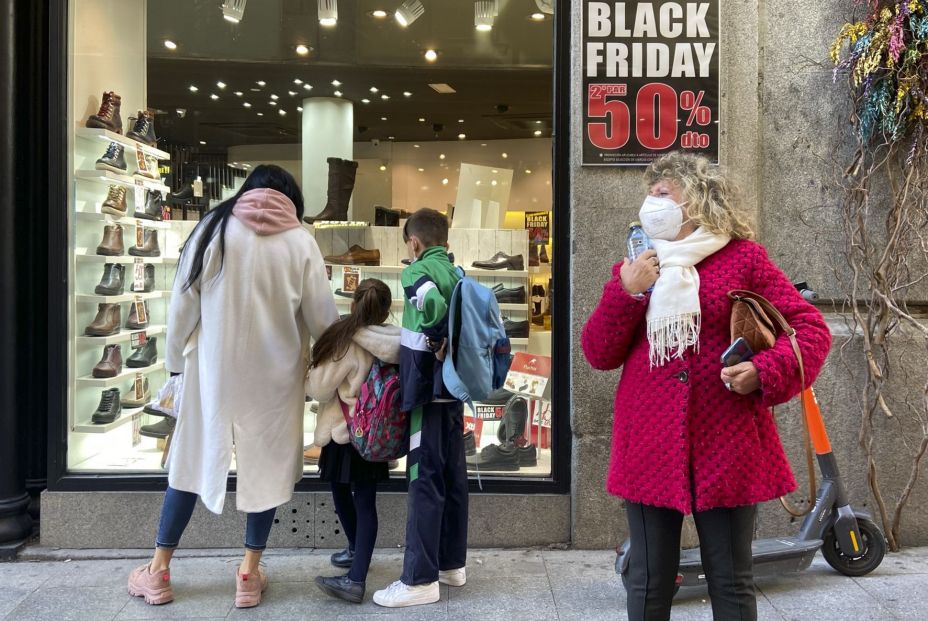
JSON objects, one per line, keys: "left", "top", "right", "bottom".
{"left": 582, "top": 1, "right": 720, "bottom": 166}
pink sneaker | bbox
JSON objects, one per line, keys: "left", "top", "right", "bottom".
{"left": 235, "top": 567, "right": 268, "bottom": 608}
{"left": 127, "top": 563, "right": 174, "bottom": 605}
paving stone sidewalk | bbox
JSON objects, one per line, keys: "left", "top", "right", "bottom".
{"left": 2, "top": 545, "right": 927, "bottom": 620}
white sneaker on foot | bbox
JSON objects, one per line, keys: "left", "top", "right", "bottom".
{"left": 438, "top": 567, "right": 466, "bottom": 587}
{"left": 373, "top": 580, "right": 440, "bottom": 607}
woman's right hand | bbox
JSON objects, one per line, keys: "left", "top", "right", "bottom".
{"left": 620, "top": 249, "right": 660, "bottom": 296}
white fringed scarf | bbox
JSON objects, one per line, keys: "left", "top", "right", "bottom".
{"left": 647, "top": 227, "right": 730, "bottom": 367}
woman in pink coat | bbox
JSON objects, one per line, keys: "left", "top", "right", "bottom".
{"left": 581, "top": 152, "right": 831, "bottom": 620}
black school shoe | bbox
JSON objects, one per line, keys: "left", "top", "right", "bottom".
{"left": 466, "top": 443, "right": 520, "bottom": 471}
{"left": 331, "top": 548, "right": 354, "bottom": 568}
{"left": 315, "top": 574, "right": 365, "bottom": 604}
{"left": 463, "top": 430, "right": 477, "bottom": 456}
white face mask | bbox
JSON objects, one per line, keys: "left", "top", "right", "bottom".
{"left": 639, "top": 195, "right": 687, "bottom": 240}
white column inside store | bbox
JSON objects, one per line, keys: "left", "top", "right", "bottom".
{"left": 302, "top": 98, "right": 353, "bottom": 218}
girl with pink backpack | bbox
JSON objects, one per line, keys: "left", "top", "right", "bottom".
{"left": 306, "top": 278, "right": 401, "bottom": 604}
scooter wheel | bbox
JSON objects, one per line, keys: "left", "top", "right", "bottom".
{"left": 822, "top": 518, "right": 886, "bottom": 577}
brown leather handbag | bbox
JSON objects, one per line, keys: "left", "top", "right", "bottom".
{"left": 728, "top": 290, "right": 816, "bottom": 517}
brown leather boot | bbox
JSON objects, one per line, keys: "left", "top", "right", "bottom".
{"left": 85, "top": 91, "right": 123, "bottom": 133}
{"left": 129, "top": 229, "right": 161, "bottom": 257}
{"left": 303, "top": 157, "right": 358, "bottom": 223}
{"left": 323, "top": 244, "right": 380, "bottom": 266}
{"left": 101, "top": 185, "right": 127, "bottom": 217}
{"left": 96, "top": 224, "right": 125, "bottom": 256}
{"left": 85, "top": 303, "right": 121, "bottom": 336}
{"left": 92, "top": 344, "right": 123, "bottom": 378}
{"left": 126, "top": 301, "right": 150, "bottom": 330}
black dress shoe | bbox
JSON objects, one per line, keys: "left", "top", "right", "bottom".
{"left": 517, "top": 444, "right": 538, "bottom": 467}
{"left": 463, "top": 430, "right": 477, "bottom": 456}
{"left": 472, "top": 252, "right": 524, "bottom": 271}
{"left": 330, "top": 548, "right": 354, "bottom": 568}
{"left": 334, "top": 288, "right": 354, "bottom": 298}
{"left": 503, "top": 319, "right": 530, "bottom": 339}
{"left": 466, "top": 443, "right": 520, "bottom": 471}
{"left": 314, "top": 574, "right": 365, "bottom": 604}
{"left": 126, "top": 337, "right": 158, "bottom": 368}
{"left": 495, "top": 286, "right": 527, "bottom": 304}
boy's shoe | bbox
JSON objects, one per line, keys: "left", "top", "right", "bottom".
{"left": 235, "top": 567, "right": 268, "bottom": 608}
{"left": 439, "top": 567, "right": 467, "bottom": 587}
{"left": 315, "top": 574, "right": 365, "bottom": 603}
{"left": 127, "top": 563, "right": 174, "bottom": 605}
{"left": 373, "top": 580, "right": 440, "bottom": 607}
{"left": 330, "top": 547, "right": 354, "bottom": 568}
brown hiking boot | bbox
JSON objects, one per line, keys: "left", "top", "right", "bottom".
{"left": 84, "top": 303, "right": 121, "bottom": 336}
{"left": 96, "top": 224, "right": 125, "bottom": 256}
{"left": 101, "top": 185, "right": 127, "bottom": 217}
{"left": 128, "top": 563, "right": 173, "bottom": 605}
{"left": 86, "top": 91, "right": 123, "bottom": 133}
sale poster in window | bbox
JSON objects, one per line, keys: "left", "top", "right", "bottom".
{"left": 582, "top": 1, "right": 720, "bottom": 166}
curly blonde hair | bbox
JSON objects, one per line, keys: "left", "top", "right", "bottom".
{"left": 643, "top": 152, "right": 754, "bottom": 240}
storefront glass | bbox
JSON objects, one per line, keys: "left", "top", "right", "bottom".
{"left": 66, "top": 0, "right": 557, "bottom": 482}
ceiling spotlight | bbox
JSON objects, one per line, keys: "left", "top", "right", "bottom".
{"left": 303, "top": 84, "right": 313, "bottom": 91}
{"left": 269, "top": 101, "right": 277, "bottom": 106}
{"left": 234, "top": 91, "right": 243, "bottom": 96}
{"left": 442, "top": 178, "right": 449, "bottom": 185}
{"left": 492, "top": 169, "right": 498, "bottom": 173}
{"left": 502, "top": 152, "right": 508, "bottom": 158}
{"left": 279, "top": 109, "right": 286, "bottom": 116}
{"left": 371, "top": 9, "right": 388, "bottom": 19}
{"left": 331, "top": 80, "right": 342, "bottom": 87}
{"left": 334, "top": 90, "right": 343, "bottom": 97}
{"left": 288, "top": 90, "right": 297, "bottom": 96}
{"left": 424, "top": 49, "right": 438, "bottom": 62}
{"left": 418, "top": 167, "right": 425, "bottom": 172}
{"left": 243, "top": 102, "right": 252, "bottom": 108}
{"left": 439, "top": 153, "right": 446, "bottom": 159}
{"left": 403, "top": 91, "right": 412, "bottom": 97}
{"left": 533, "top": 129, "right": 543, "bottom": 136}
{"left": 176, "top": 108, "right": 186, "bottom": 116}
{"left": 270, "top": 94, "right": 279, "bottom": 100}
{"left": 491, "top": 179, "right": 498, "bottom": 186}
{"left": 370, "top": 86, "right": 379, "bottom": 93}
{"left": 379, "top": 165, "right": 387, "bottom": 171}
{"left": 458, "top": 119, "right": 464, "bottom": 123}
{"left": 199, "top": 140, "right": 206, "bottom": 145}
{"left": 418, "top": 117, "right": 426, "bottom": 122}
{"left": 381, "top": 94, "right": 390, "bottom": 100}
{"left": 318, "top": 0, "right": 337, "bottom": 26}
{"left": 413, "top": 144, "right": 420, "bottom": 148}
{"left": 297, "top": 106, "right": 303, "bottom": 112}
{"left": 381, "top": 117, "right": 388, "bottom": 121}
{"left": 530, "top": 12, "right": 546, "bottom": 21}
{"left": 210, "top": 93, "right": 219, "bottom": 100}
{"left": 361, "top": 98, "right": 370, "bottom": 104}
{"left": 294, "top": 78, "right": 303, "bottom": 84}
{"left": 188, "top": 85, "right": 198, "bottom": 92}
{"left": 163, "top": 39, "right": 177, "bottom": 50}
{"left": 295, "top": 44, "right": 310, "bottom": 55}
{"left": 525, "top": 169, "right": 532, "bottom": 174}
{"left": 475, "top": 1, "right": 495, "bottom": 31}
{"left": 257, "top": 112, "right": 264, "bottom": 116}
{"left": 458, "top": 133, "right": 466, "bottom": 139}
{"left": 257, "top": 80, "right": 266, "bottom": 86}
{"left": 395, "top": 0, "right": 425, "bottom": 27}
{"left": 221, "top": 0, "right": 246, "bottom": 23}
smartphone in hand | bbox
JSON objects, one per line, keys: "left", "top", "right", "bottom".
{"left": 721, "top": 337, "right": 754, "bottom": 367}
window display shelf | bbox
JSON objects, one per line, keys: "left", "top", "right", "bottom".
{"left": 75, "top": 252, "right": 178, "bottom": 265}
{"left": 73, "top": 406, "right": 144, "bottom": 434}
{"left": 75, "top": 210, "right": 172, "bottom": 230}
{"left": 326, "top": 263, "right": 529, "bottom": 278}
{"left": 529, "top": 265, "right": 552, "bottom": 274}
{"left": 75, "top": 169, "right": 169, "bottom": 194}
{"left": 76, "top": 291, "right": 170, "bottom": 304}
{"left": 76, "top": 325, "right": 166, "bottom": 347}
{"left": 76, "top": 126, "right": 171, "bottom": 160}
{"left": 510, "top": 338, "right": 529, "bottom": 346}
{"left": 77, "top": 361, "right": 165, "bottom": 388}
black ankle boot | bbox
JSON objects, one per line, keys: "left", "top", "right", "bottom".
{"left": 330, "top": 547, "right": 354, "bottom": 568}
{"left": 314, "top": 574, "right": 365, "bottom": 604}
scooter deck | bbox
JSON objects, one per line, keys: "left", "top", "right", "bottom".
{"left": 678, "top": 537, "right": 822, "bottom": 580}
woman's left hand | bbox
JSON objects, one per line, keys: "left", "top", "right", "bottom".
{"left": 720, "top": 362, "right": 760, "bottom": 395}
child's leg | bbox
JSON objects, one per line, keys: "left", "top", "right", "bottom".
{"left": 438, "top": 402, "right": 468, "bottom": 571}
{"left": 331, "top": 481, "right": 358, "bottom": 551}
{"left": 347, "top": 480, "right": 379, "bottom": 583}
{"left": 401, "top": 404, "right": 445, "bottom": 585}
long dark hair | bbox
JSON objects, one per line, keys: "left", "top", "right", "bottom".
{"left": 180, "top": 164, "right": 304, "bottom": 290}
{"left": 310, "top": 279, "right": 392, "bottom": 368}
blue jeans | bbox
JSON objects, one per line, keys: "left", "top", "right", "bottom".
{"left": 155, "top": 487, "right": 277, "bottom": 551}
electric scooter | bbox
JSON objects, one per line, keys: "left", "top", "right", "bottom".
{"left": 616, "top": 284, "right": 887, "bottom": 595}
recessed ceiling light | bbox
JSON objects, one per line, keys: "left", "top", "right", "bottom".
{"left": 210, "top": 94, "right": 219, "bottom": 100}
{"left": 381, "top": 117, "right": 388, "bottom": 121}
{"left": 481, "top": 143, "right": 487, "bottom": 146}
{"left": 458, "top": 119, "right": 464, "bottom": 123}
{"left": 491, "top": 169, "right": 498, "bottom": 173}
{"left": 525, "top": 169, "right": 532, "bottom": 174}
{"left": 476, "top": 24, "right": 492, "bottom": 32}
{"left": 319, "top": 0, "right": 338, "bottom": 28}
{"left": 294, "top": 78, "right": 303, "bottom": 84}
{"left": 295, "top": 44, "right": 310, "bottom": 55}
{"left": 297, "top": 106, "right": 303, "bottom": 112}
{"left": 476, "top": 180, "right": 482, "bottom": 185}
{"left": 502, "top": 152, "right": 508, "bottom": 158}
{"left": 257, "top": 112, "right": 264, "bottom": 116}
{"left": 370, "top": 87, "right": 379, "bottom": 93}
{"left": 534, "top": 130, "right": 543, "bottom": 136}
{"left": 413, "top": 144, "right": 420, "bottom": 148}
{"left": 388, "top": 136, "right": 395, "bottom": 140}
{"left": 424, "top": 49, "right": 438, "bottom": 62}
{"left": 199, "top": 140, "right": 206, "bottom": 145}
{"left": 457, "top": 133, "right": 466, "bottom": 139}
{"left": 288, "top": 90, "right": 297, "bottom": 96}
{"left": 234, "top": 91, "right": 243, "bottom": 96}
{"left": 332, "top": 80, "right": 341, "bottom": 87}
{"left": 418, "top": 117, "right": 426, "bottom": 122}
{"left": 334, "top": 90, "right": 343, "bottom": 97}
{"left": 371, "top": 9, "right": 388, "bottom": 18}
{"left": 164, "top": 40, "right": 177, "bottom": 50}
{"left": 188, "top": 85, "right": 198, "bottom": 92}
{"left": 320, "top": 17, "right": 336, "bottom": 27}
{"left": 530, "top": 12, "right": 546, "bottom": 21}
{"left": 279, "top": 109, "right": 286, "bottom": 116}
{"left": 535, "top": 120, "right": 543, "bottom": 124}
{"left": 418, "top": 167, "right": 425, "bottom": 172}
{"left": 439, "top": 153, "right": 445, "bottom": 159}
{"left": 243, "top": 102, "right": 252, "bottom": 108}
{"left": 303, "top": 84, "right": 313, "bottom": 91}
{"left": 257, "top": 80, "right": 266, "bottom": 86}
{"left": 270, "top": 94, "right": 279, "bottom": 100}
{"left": 250, "top": 88, "right": 261, "bottom": 92}
{"left": 491, "top": 179, "right": 498, "bottom": 186}
{"left": 381, "top": 94, "right": 390, "bottom": 100}
{"left": 403, "top": 91, "right": 412, "bottom": 97}
{"left": 361, "top": 98, "right": 370, "bottom": 104}
{"left": 379, "top": 164, "right": 387, "bottom": 171}
{"left": 217, "top": 81, "right": 226, "bottom": 89}
{"left": 442, "top": 178, "right": 449, "bottom": 185}
{"left": 429, "top": 83, "right": 456, "bottom": 93}
{"left": 269, "top": 101, "right": 277, "bottom": 106}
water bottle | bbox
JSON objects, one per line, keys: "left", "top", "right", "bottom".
{"left": 626, "top": 222, "right": 653, "bottom": 261}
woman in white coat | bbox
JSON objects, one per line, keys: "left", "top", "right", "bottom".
{"left": 127, "top": 165, "right": 338, "bottom": 609}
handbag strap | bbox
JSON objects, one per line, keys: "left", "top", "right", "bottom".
{"left": 728, "top": 290, "right": 815, "bottom": 517}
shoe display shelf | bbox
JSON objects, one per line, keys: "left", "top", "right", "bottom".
{"left": 75, "top": 169, "right": 170, "bottom": 195}
{"left": 76, "top": 362, "right": 166, "bottom": 389}
{"left": 75, "top": 210, "right": 172, "bottom": 230}
{"left": 73, "top": 405, "right": 145, "bottom": 434}
{"left": 75, "top": 291, "right": 170, "bottom": 304}
{"left": 76, "top": 126, "right": 170, "bottom": 161}
{"left": 309, "top": 225, "right": 533, "bottom": 351}
{"left": 75, "top": 252, "right": 178, "bottom": 265}
{"left": 75, "top": 325, "right": 166, "bottom": 347}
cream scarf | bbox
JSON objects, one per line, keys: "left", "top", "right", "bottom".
{"left": 647, "top": 227, "right": 730, "bottom": 367}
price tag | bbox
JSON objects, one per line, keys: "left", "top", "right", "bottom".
{"left": 135, "top": 147, "right": 148, "bottom": 175}
{"left": 343, "top": 267, "right": 359, "bottom": 292}
{"left": 132, "top": 410, "right": 142, "bottom": 447}
{"left": 134, "top": 179, "right": 145, "bottom": 210}
{"left": 130, "top": 330, "right": 147, "bottom": 348}
{"left": 133, "top": 258, "right": 145, "bottom": 291}
{"left": 134, "top": 297, "right": 148, "bottom": 325}
{"left": 133, "top": 373, "right": 145, "bottom": 401}
{"left": 136, "top": 224, "right": 145, "bottom": 249}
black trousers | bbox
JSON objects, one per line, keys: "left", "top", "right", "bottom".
{"left": 401, "top": 401, "right": 469, "bottom": 585}
{"left": 625, "top": 502, "right": 757, "bottom": 621}
{"left": 330, "top": 480, "right": 378, "bottom": 583}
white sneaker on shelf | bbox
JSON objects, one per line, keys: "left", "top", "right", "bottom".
{"left": 373, "top": 580, "right": 440, "bottom": 608}
{"left": 438, "top": 567, "right": 466, "bottom": 587}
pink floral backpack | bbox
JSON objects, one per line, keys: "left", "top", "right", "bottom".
{"left": 339, "top": 358, "right": 409, "bottom": 462}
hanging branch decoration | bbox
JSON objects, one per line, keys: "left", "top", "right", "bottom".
{"left": 830, "top": 0, "right": 928, "bottom": 552}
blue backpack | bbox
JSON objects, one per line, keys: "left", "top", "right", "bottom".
{"left": 442, "top": 267, "right": 512, "bottom": 410}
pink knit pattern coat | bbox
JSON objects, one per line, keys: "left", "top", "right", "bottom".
{"left": 581, "top": 239, "right": 832, "bottom": 514}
